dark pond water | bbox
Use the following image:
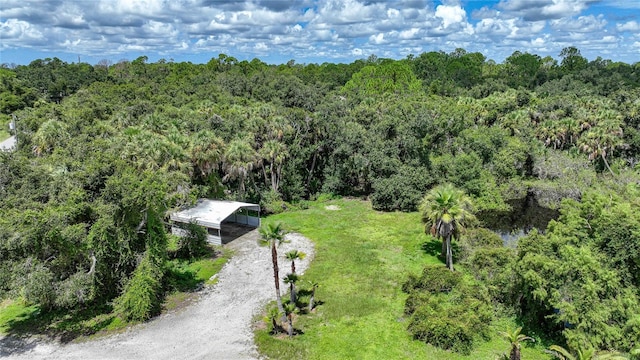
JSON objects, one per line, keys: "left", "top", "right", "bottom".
{"left": 477, "top": 194, "right": 560, "bottom": 247}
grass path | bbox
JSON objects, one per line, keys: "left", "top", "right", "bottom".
{"left": 256, "top": 198, "right": 550, "bottom": 360}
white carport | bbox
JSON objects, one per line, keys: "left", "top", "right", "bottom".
{"left": 170, "top": 199, "right": 260, "bottom": 245}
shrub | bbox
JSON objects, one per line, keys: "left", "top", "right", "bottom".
{"left": 55, "top": 271, "right": 93, "bottom": 309}
{"left": 17, "top": 262, "right": 55, "bottom": 310}
{"left": 260, "top": 189, "right": 288, "bottom": 215}
{"left": 404, "top": 266, "right": 493, "bottom": 354}
{"left": 458, "top": 227, "right": 503, "bottom": 262}
{"left": 113, "top": 254, "right": 164, "bottom": 322}
{"left": 176, "top": 221, "right": 208, "bottom": 259}
{"left": 370, "top": 166, "right": 431, "bottom": 212}
{"left": 464, "top": 247, "right": 517, "bottom": 305}
{"left": 402, "top": 265, "right": 461, "bottom": 294}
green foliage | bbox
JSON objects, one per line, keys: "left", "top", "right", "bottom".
{"left": 260, "top": 189, "right": 287, "bottom": 215}
{"left": 515, "top": 188, "right": 640, "bottom": 353}
{"left": 404, "top": 266, "right": 493, "bottom": 354}
{"left": 113, "top": 254, "right": 164, "bottom": 322}
{"left": 2, "top": 50, "right": 640, "bottom": 356}
{"left": 175, "top": 221, "right": 209, "bottom": 259}
{"left": 371, "top": 166, "right": 431, "bottom": 211}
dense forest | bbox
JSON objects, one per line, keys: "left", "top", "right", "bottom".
{"left": 1, "top": 47, "right": 640, "bottom": 356}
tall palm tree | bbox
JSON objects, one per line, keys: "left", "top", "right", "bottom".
{"left": 285, "top": 250, "right": 306, "bottom": 274}
{"left": 547, "top": 344, "right": 628, "bottom": 360}
{"left": 499, "top": 327, "right": 534, "bottom": 360}
{"left": 259, "top": 140, "right": 288, "bottom": 193}
{"left": 283, "top": 273, "right": 299, "bottom": 304}
{"left": 259, "top": 222, "right": 287, "bottom": 322}
{"left": 419, "top": 184, "right": 475, "bottom": 271}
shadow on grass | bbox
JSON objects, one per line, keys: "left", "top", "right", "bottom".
{"left": 0, "top": 303, "right": 119, "bottom": 356}
{"left": 421, "top": 238, "right": 462, "bottom": 264}
{"left": 421, "top": 238, "right": 443, "bottom": 258}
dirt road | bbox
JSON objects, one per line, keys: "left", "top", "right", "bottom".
{"left": 0, "top": 231, "right": 314, "bottom": 360}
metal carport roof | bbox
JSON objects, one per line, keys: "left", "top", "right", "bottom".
{"left": 169, "top": 199, "right": 260, "bottom": 229}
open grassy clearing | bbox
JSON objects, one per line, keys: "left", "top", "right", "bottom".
{"left": 0, "top": 246, "right": 230, "bottom": 341}
{"left": 255, "top": 198, "right": 551, "bottom": 359}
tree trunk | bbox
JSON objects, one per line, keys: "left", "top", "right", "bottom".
{"left": 290, "top": 283, "right": 297, "bottom": 304}
{"left": 291, "top": 260, "right": 296, "bottom": 274}
{"left": 306, "top": 147, "right": 319, "bottom": 192}
{"left": 308, "top": 289, "right": 315, "bottom": 312}
{"left": 446, "top": 235, "right": 454, "bottom": 271}
{"left": 510, "top": 346, "right": 520, "bottom": 360}
{"left": 441, "top": 238, "right": 446, "bottom": 259}
{"left": 271, "top": 242, "right": 286, "bottom": 323}
{"left": 601, "top": 152, "right": 615, "bottom": 176}
{"left": 287, "top": 314, "right": 293, "bottom": 337}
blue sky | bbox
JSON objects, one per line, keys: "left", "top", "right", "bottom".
{"left": 1, "top": 0, "right": 639, "bottom": 66}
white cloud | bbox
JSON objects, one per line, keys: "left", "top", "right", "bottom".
{"left": 370, "top": 33, "right": 385, "bottom": 44}
{"left": 435, "top": 4, "right": 467, "bottom": 28}
{"left": 0, "top": 0, "right": 638, "bottom": 64}
{"left": 550, "top": 15, "right": 606, "bottom": 33}
{"left": 0, "top": 19, "right": 45, "bottom": 45}
{"left": 617, "top": 21, "right": 640, "bottom": 32}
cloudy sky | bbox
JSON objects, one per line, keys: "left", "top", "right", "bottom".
{"left": 1, "top": 0, "right": 639, "bottom": 66}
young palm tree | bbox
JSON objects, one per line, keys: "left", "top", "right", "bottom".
{"left": 283, "top": 273, "right": 299, "bottom": 304}
{"left": 285, "top": 250, "right": 306, "bottom": 274}
{"left": 264, "top": 305, "right": 281, "bottom": 334}
{"left": 547, "top": 344, "right": 628, "bottom": 360}
{"left": 259, "top": 222, "right": 287, "bottom": 322}
{"left": 419, "top": 184, "right": 476, "bottom": 271}
{"left": 308, "top": 280, "right": 319, "bottom": 311}
{"left": 283, "top": 301, "right": 297, "bottom": 338}
{"left": 499, "top": 327, "right": 534, "bottom": 360}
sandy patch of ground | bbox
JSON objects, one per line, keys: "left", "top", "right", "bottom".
{"left": 324, "top": 205, "right": 341, "bottom": 211}
{"left": 0, "top": 231, "right": 314, "bottom": 360}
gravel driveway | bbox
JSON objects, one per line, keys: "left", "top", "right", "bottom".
{"left": 0, "top": 230, "right": 314, "bottom": 360}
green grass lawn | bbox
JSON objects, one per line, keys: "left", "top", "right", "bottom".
{"left": 0, "top": 129, "right": 10, "bottom": 142}
{"left": 255, "top": 198, "right": 551, "bottom": 360}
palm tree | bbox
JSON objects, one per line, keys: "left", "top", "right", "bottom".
{"left": 264, "top": 305, "right": 282, "bottom": 334}
{"left": 499, "top": 327, "right": 534, "bottom": 360}
{"left": 283, "top": 300, "right": 297, "bottom": 337}
{"left": 32, "top": 119, "right": 69, "bottom": 156}
{"left": 308, "top": 280, "right": 319, "bottom": 311}
{"left": 578, "top": 114, "right": 624, "bottom": 176}
{"left": 259, "top": 222, "right": 287, "bottom": 322}
{"left": 259, "top": 139, "right": 288, "bottom": 193}
{"left": 285, "top": 250, "right": 306, "bottom": 274}
{"left": 223, "top": 138, "right": 259, "bottom": 197}
{"left": 547, "top": 344, "right": 628, "bottom": 360}
{"left": 189, "top": 130, "right": 225, "bottom": 178}
{"left": 419, "top": 184, "right": 475, "bottom": 271}
{"left": 283, "top": 273, "right": 299, "bottom": 304}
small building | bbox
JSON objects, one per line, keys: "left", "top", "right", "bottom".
{"left": 170, "top": 199, "right": 260, "bottom": 245}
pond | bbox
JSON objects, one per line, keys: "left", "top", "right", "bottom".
{"left": 477, "top": 193, "right": 560, "bottom": 247}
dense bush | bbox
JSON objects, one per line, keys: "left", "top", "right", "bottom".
{"left": 403, "top": 266, "right": 492, "bottom": 354}
{"left": 175, "top": 221, "right": 209, "bottom": 259}
{"left": 457, "top": 227, "right": 503, "bottom": 262}
{"left": 113, "top": 254, "right": 164, "bottom": 322}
